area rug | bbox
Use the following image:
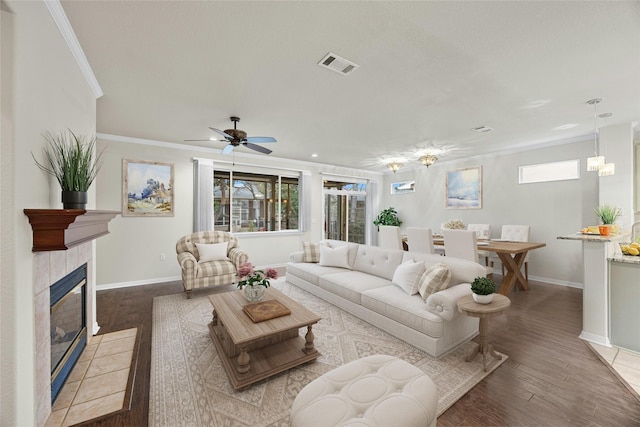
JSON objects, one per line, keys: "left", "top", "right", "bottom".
{"left": 150, "top": 278, "right": 507, "bottom": 426}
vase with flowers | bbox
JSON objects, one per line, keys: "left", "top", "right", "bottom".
{"left": 237, "top": 262, "right": 279, "bottom": 302}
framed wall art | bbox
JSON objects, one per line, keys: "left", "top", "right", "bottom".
{"left": 390, "top": 180, "right": 415, "bottom": 195}
{"left": 122, "top": 159, "right": 174, "bottom": 216}
{"left": 446, "top": 166, "right": 482, "bottom": 209}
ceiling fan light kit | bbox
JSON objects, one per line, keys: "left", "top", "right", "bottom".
{"left": 186, "top": 116, "right": 276, "bottom": 155}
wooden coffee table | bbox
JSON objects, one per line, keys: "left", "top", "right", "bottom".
{"left": 208, "top": 287, "right": 321, "bottom": 389}
{"left": 457, "top": 294, "right": 511, "bottom": 371}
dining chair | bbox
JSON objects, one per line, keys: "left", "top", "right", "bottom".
{"left": 378, "top": 225, "right": 403, "bottom": 250}
{"left": 490, "top": 225, "right": 531, "bottom": 281}
{"left": 405, "top": 227, "right": 435, "bottom": 254}
{"left": 467, "top": 224, "right": 491, "bottom": 265}
{"left": 443, "top": 230, "right": 493, "bottom": 278}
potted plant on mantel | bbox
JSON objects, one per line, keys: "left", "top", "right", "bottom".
{"left": 32, "top": 129, "right": 105, "bottom": 210}
{"left": 373, "top": 207, "right": 403, "bottom": 231}
{"left": 595, "top": 204, "right": 621, "bottom": 237}
{"left": 471, "top": 276, "right": 497, "bottom": 304}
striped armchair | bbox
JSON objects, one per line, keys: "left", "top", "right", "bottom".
{"left": 176, "top": 231, "right": 249, "bottom": 298}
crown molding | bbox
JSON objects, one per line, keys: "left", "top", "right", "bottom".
{"left": 45, "top": 0, "right": 103, "bottom": 98}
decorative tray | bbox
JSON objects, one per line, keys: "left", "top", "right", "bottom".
{"left": 242, "top": 299, "right": 291, "bottom": 323}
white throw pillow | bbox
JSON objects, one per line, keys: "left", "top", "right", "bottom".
{"left": 392, "top": 260, "right": 426, "bottom": 295}
{"left": 195, "top": 242, "right": 229, "bottom": 262}
{"left": 418, "top": 263, "right": 452, "bottom": 300}
{"left": 318, "top": 244, "right": 351, "bottom": 269}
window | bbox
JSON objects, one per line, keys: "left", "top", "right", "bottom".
{"left": 323, "top": 179, "right": 367, "bottom": 244}
{"left": 519, "top": 159, "right": 580, "bottom": 184}
{"left": 214, "top": 170, "right": 299, "bottom": 233}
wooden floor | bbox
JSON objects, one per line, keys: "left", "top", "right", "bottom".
{"left": 89, "top": 277, "right": 640, "bottom": 427}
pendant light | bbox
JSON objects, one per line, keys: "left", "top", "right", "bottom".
{"left": 598, "top": 112, "right": 615, "bottom": 176}
{"left": 586, "top": 98, "right": 605, "bottom": 171}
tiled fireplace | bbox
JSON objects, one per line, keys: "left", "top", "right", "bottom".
{"left": 33, "top": 242, "right": 96, "bottom": 427}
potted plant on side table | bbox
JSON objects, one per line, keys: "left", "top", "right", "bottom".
{"left": 471, "top": 276, "right": 497, "bottom": 304}
{"left": 32, "top": 129, "right": 105, "bottom": 209}
{"left": 595, "top": 204, "right": 621, "bottom": 237}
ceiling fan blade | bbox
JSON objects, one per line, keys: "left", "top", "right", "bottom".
{"left": 209, "top": 127, "right": 233, "bottom": 140}
{"left": 184, "top": 139, "right": 217, "bottom": 142}
{"left": 245, "top": 136, "right": 277, "bottom": 143}
{"left": 221, "top": 144, "right": 235, "bottom": 154}
{"left": 243, "top": 142, "right": 272, "bottom": 155}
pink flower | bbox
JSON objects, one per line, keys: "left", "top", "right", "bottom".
{"left": 265, "top": 268, "right": 279, "bottom": 280}
{"left": 238, "top": 262, "right": 254, "bottom": 278}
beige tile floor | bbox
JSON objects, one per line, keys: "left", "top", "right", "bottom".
{"left": 45, "top": 328, "right": 137, "bottom": 427}
{"left": 589, "top": 342, "right": 640, "bottom": 399}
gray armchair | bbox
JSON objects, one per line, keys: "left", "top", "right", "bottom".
{"left": 176, "top": 231, "right": 248, "bottom": 298}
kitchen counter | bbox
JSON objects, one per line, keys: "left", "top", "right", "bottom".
{"left": 557, "top": 232, "right": 629, "bottom": 347}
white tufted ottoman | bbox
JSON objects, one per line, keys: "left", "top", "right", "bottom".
{"left": 290, "top": 354, "right": 438, "bottom": 427}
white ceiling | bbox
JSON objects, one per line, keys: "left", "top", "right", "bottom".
{"left": 61, "top": 1, "right": 640, "bottom": 172}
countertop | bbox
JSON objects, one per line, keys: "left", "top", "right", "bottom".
{"left": 557, "top": 232, "right": 628, "bottom": 243}
{"left": 610, "top": 254, "right": 640, "bottom": 265}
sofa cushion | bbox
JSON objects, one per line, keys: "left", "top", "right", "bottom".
{"left": 319, "top": 245, "right": 351, "bottom": 269}
{"left": 418, "top": 263, "right": 452, "bottom": 300}
{"left": 322, "top": 240, "right": 359, "bottom": 267}
{"left": 195, "top": 241, "right": 229, "bottom": 262}
{"left": 286, "top": 262, "right": 349, "bottom": 286}
{"left": 402, "top": 251, "right": 487, "bottom": 286}
{"left": 196, "top": 259, "right": 236, "bottom": 278}
{"left": 302, "top": 241, "right": 321, "bottom": 263}
{"left": 392, "top": 260, "right": 425, "bottom": 295}
{"left": 361, "top": 286, "right": 444, "bottom": 338}
{"left": 352, "top": 245, "right": 404, "bottom": 280}
{"left": 319, "top": 271, "right": 392, "bottom": 304}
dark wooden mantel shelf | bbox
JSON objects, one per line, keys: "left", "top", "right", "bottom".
{"left": 24, "top": 209, "right": 120, "bottom": 252}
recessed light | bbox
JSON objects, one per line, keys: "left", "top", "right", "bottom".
{"left": 522, "top": 99, "right": 551, "bottom": 109}
{"left": 311, "top": 153, "right": 318, "bottom": 158}
{"left": 472, "top": 126, "right": 494, "bottom": 133}
{"left": 554, "top": 123, "right": 578, "bottom": 130}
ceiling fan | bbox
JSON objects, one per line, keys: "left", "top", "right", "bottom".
{"left": 186, "top": 116, "right": 276, "bottom": 155}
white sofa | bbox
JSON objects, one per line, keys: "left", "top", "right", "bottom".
{"left": 287, "top": 240, "right": 488, "bottom": 357}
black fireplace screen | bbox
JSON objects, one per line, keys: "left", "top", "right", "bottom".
{"left": 50, "top": 264, "right": 87, "bottom": 402}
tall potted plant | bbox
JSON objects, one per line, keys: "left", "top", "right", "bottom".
{"left": 32, "top": 129, "right": 105, "bottom": 209}
{"left": 595, "top": 204, "right": 621, "bottom": 236}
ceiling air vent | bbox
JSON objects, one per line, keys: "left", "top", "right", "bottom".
{"left": 318, "top": 52, "right": 359, "bottom": 76}
{"left": 472, "top": 126, "right": 494, "bottom": 133}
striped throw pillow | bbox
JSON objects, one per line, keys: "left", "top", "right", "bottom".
{"left": 302, "top": 242, "right": 321, "bottom": 263}
{"left": 418, "top": 263, "right": 452, "bottom": 300}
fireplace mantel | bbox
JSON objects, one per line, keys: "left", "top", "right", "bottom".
{"left": 24, "top": 209, "right": 120, "bottom": 252}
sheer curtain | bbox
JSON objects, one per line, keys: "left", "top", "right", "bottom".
{"left": 298, "top": 170, "right": 311, "bottom": 232}
{"left": 193, "top": 158, "right": 214, "bottom": 232}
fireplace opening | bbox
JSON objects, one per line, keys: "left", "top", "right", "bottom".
{"left": 50, "top": 264, "right": 87, "bottom": 403}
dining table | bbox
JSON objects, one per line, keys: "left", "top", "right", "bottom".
{"left": 428, "top": 236, "right": 546, "bottom": 296}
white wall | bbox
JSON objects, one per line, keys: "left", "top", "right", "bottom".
{"left": 380, "top": 140, "right": 601, "bottom": 287}
{"left": 0, "top": 1, "right": 97, "bottom": 425}
{"left": 95, "top": 137, "right": 382, "bottom": 287}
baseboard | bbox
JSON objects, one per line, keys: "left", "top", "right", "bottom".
{"left": 97, "top": 275, "right": 181, "bottom": 291}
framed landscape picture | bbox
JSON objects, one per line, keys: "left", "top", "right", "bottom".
{"left": 122, "top": 159, "right": 174, "bottom": 216}
{"left": 446, "top": 166, "right": 482, "bottom": 209}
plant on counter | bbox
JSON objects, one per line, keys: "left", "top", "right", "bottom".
{"left": 373, "top": 207, "right": 402, "bottom": 230}
{"left": 595, "top": 204, "right": 621, "bottom": 225}
{"left": 470, "top": 276, "right": 497, "bottom": 296}
{"left": 236, "top": 262, "right": 279, "bottom": 288}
